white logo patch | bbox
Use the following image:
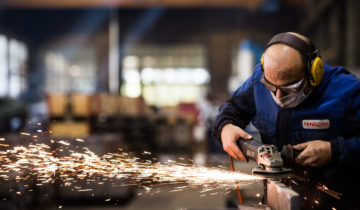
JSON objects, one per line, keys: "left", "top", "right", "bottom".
{"left": 302, "top": 119, "right": 330, "bottom": 129}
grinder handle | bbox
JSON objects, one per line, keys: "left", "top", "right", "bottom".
{"left": 236, "top": 139, "right": 263, "bottom": 162}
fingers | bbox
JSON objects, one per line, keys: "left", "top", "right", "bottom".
{"left": 303, "top": 158, "right": 317, "bottom": 167}
{"left": 232, "top": 142, "right": 247, "bottom": 162}
{"left": 295, "top": 152, "right": 317, "bottom": 166}
{"left": 302, "top": 141, "right": 331, "bottom": 167}
{"left": 293, "top": 142, "right": 309, "bottom": 150}
{"left": 223, "top": 141, "right": 247, "bottom": 162}
{"left": 294, "top": 142, "right": 309, "bottom": 165}
{"left": 221, "top": 124, "right": 252, "bottom": 141}
{"left": 228, "top": 150, "right": 242, "bottom": 161}
{"left": 237, "top": 128, "right": 253, "bottom": 140}
{"left": 295, "top": 151, "right": 307, "bottom": 165}
{"left": 294, "top": 140, "right": 331, "bottom": 167}
{"left": 220, "top": 124, "right": 250, "bottom": 162}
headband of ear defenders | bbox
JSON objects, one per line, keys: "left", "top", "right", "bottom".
{"left": 266, "top": 32, "right": 318, "bottom": 62}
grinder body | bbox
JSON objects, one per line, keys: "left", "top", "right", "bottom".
{"left": 237, "top": 139, "right": 294, "bottom": 178}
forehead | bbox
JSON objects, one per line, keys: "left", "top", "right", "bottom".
{"left": 264, "top": 65, "right": 304, "bottom": 81}
{"left": 263, "top": 44, "right": 304, "bottom": 84}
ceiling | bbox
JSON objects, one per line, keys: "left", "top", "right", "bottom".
{"left": 0, "top": 0, "right": 305, "bottom": 8}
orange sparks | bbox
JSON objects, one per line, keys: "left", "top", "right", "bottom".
{"left": 316, "top": 184, "right": 342, "bottom": 199}
{"left": 0, "top": 140, "right": 262, "bottom": 196}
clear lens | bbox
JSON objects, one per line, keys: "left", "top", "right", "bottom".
{"left": 260, "top": 75, "right": 305, "bottom": 95}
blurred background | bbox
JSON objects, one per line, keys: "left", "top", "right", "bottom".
{"left": 0, "top": 0, "right": 360, "bottom": 209}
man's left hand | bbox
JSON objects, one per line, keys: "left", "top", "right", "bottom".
{"left": 293, "top": 140, "right": 331, "bottom": 167}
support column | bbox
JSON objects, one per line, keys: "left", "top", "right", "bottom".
{"left": 346, "top": 0, "right": 360, "bottom": 70}
{"left": 207, "top": 34, "right": 232, "bottom": 97}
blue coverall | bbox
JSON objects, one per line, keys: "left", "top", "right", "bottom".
{"left": 213, "top": 63, "right": 360, "bottom": 208}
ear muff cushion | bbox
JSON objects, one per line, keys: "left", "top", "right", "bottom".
{"left": 261, "top": 53, "right": 264, "bottom": 71}
{"left": 310, "top": 57, "right": 324, "bottom": 87}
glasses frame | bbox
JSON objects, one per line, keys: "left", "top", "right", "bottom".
{"left": 260, "top": 74, "right": 306, "bottom": 95}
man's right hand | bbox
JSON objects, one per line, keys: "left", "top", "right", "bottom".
{"left": 221, "top": 124, "right": 253, "bottom": 161}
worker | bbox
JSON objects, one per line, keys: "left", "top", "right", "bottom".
{"left": 213, "top": 32, "right": 360, "bottom": 209}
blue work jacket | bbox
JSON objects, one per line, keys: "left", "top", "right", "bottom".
{"left": 214, "top": 63, "right": 360, "bottom": 164}
{"left": 214, "top": 62, "right": 360, "bottom": 208}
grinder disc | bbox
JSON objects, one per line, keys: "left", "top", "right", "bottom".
{"left": 252, "top": 166, "right": 292, "bottom": 179}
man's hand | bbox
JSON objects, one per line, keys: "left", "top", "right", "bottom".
{"left": 221, "top": 124, "right": 252, "bottom": 161}
{"left": 293, "top": 140, "right": 331, "bottom": 167}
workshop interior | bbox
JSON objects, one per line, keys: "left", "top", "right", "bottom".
{"left": 0, "top": 0, "right": 360, "bottom": 209}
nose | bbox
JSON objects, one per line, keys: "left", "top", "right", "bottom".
{"left": 275, "top": 89, "right": 284, "bottom": 99}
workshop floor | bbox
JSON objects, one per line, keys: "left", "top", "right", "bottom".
{"left": 54, "top": 155, "right": 264, "bottom": 210}
{"left": 59, "top": 188, "right": 230, "bottom": 210}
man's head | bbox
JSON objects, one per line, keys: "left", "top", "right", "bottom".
{"left": 262, "top": 43, "right": 305, "bottom": 98}
{"left": 261, "top": 32, "right": 320, "bottom": 108}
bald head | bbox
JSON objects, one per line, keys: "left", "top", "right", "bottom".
{"left": 263, "top": 43, "right": 304, "bottom": 86}
{"left": 262, "top": 32, "right": 314, "bottom": 99}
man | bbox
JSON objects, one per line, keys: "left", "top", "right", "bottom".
{"left": 213, "top": 32, "right": 360, "bottom": 209}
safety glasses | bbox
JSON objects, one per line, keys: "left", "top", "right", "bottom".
{"left": 260, "top": 75, "right": 306, "bottom": 95}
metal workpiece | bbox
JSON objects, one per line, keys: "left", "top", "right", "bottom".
{"left": 266, "top": 179, "right": 300, "bottom": 210}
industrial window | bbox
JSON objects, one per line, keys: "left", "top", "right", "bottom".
{"left": 0, "top": 35, "right": 8, "bottom": 97}
{"left": 121, "top": 45, "right": 209, "bottom": 107}
{"left": 44, "top": 46, "right": 96, "bottom": 94}
{"left": 0, "top": 34, "right": 28, "bottom": 98}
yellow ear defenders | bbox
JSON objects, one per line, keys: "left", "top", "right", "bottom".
{"left": 260, "top": 53, "right": 265, "bottom": 72}
{"left": 309, "top": 56, "right": 324, "bottom": 86}
{"left": 261, "top": 32, "right": 324, "bottom": 87}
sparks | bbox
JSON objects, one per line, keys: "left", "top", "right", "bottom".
{"left": 57, "top": 140, "right": 70, "bottom": 146}
{"left": 316, "top": 184, "right": 342, "bottom": 199}
{"left": 0, "top": 137, "right": 262, "bottom": 197}
{"left": 78, "top": 189, "right": 93, "bottom": 192}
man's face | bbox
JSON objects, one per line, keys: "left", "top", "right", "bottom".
{"left": 262, "top": 44, "right": 305, "bottom": 99}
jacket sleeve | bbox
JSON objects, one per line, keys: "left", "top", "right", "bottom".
{"left": 331, "top": 82, "right": 360, "bottom": 163}
{"left": 212, "top": 66, "right": 259, "bottom": 143}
